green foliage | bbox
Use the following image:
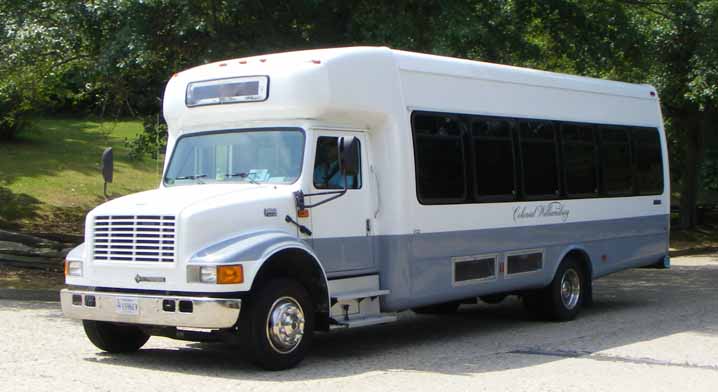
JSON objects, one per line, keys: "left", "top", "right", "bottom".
{"left": 0, "top": 0, "right": 717, "bottom": 223}
{"left": 0, "top": 81, "right": 32, "bottom": 140}
{"left": 126, "top": 116, "right": 168, "bottom": 161}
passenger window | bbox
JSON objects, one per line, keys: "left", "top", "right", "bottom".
{"left": 599, "top": 126, "right": 633, "bottom": 195}
{"left": 519, "top": 121, "right": 559, "bottom": 198}
{"left": 561, "top": 124, "right": 598, "bottom": 196}
{"left": 472, "top": 118, "right": 516, "bottom": 200}
{"left": 313, "top": 136, "right": 361, "bottom": 189}
{"left": 412, "top": 113, "right": 467, "bottom": 203}
{"left": 632, "top": 127, "right": 663, "bottom": 195}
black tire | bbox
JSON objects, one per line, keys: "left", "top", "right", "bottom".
{"left": 412, "top": 301, "right": 461, "bottom": 314}
{"left": 239, "top": 278, "right": 314, "bottom": 370}
{"left": 526, "top": 257, "right": 586, "bottom": 321}
{"left": 82, "top": 320, "right": 150, "bottom": 353}
{"left": 480, "top": 294, "right": 508, "bottom": 304}
{"left": 522, "top": 290, "right": 551, "bottom": 318}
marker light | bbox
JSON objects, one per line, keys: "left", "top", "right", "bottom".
{"left": 217, "top": 265, "right": 244, "bottom": 284}
{"left": 65, "top": 260, "right": 83, "bottom": 277}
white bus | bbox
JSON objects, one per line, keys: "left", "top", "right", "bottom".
{"left": 61, "top": 47, "right": 669, "bottom": 370}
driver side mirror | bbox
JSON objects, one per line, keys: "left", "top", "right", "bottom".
{"left": 101, "top": 147, "right": 114, "bottom": 184}
{"left": 100, "top": 147, "right": 113, "bottom": 199}
{"left": 339, "top": 136, "right": 359, "bottom": 176}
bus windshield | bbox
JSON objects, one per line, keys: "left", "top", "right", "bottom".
{"left": 164, "top": 128, "right": 305, "bottom": 186}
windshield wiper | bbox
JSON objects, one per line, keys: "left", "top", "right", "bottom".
{"left": 173, "top": 174, "right": 207, "bottom": 183}
{"left": 226, "top": 172, "right": 260, "bottom": 185}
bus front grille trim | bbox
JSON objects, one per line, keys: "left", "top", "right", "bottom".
{"left": 93, "top": 215, "right": 176, "bottom": 263}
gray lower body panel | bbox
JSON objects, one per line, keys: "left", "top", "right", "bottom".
{"left": 316, "top": 214, "right": 669, "bottom": 312}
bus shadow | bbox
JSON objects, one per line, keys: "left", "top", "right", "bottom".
{"left": 83, "top": 262, "right": 718, "bottom": 380}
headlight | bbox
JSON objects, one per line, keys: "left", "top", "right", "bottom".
{"left": 65, "top": 260, "right": 83, "bottom": 277}
{"left": 199, "top": 266, "right": 217, "bottom": 283}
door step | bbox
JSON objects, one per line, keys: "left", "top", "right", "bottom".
{"left": 331, "top": 289, "right": 390, "bottom": 303}
{"left": 328, "top": 275, "right": 395, "bottom": 328}
{"left": 330, "top": 314, "right": 398, "bottom": 329}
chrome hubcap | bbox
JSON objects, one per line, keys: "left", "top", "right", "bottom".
{"left": 560, "top": 269, "right": 581, "bottom": 310}
{"left": 266, "top": 297, "right": 305, "bottom": 354}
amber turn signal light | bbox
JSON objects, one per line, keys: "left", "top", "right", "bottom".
{"left": 297, "top": 209, "right": 310, "bottom": 218}
{"left": 217, "top": 265, "right": 244, "bottom": 284}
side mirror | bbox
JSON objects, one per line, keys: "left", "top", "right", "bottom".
{"left": 101, "top": 147, "right": 114, "bottom": 183}
{"left": 100, "top": 147, "right": 113, "bottom": 199}
{"left": 339, "top": 136, "right": 359, "bottom": 176}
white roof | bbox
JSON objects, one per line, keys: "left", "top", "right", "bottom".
{"left": 163, "top": 47, "right": 657, "bottom": 136}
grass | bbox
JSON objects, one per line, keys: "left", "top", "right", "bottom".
{"left": 0, "top": 117, "right": 162, "bottom": 235}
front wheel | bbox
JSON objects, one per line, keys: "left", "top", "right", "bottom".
{"left": 82, "top": 320, "right": 150, "bottom": 353}
{"left": 239, "top": 278, "right": 314, "bottom": 370}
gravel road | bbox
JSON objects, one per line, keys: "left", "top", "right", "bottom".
{"left": 1, "top": 254, "right": 717, "bottom": 392}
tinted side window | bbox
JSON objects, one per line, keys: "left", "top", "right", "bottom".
{"left": 412, "top": 113, "right": 467, "bottom": 203}
{"left": 519, "top": 121, "right": 559, "bottom": 198}
{"left": 472, "top": 118, "right": 516, "bottom": 199}
{"left": 632, "top": 127, "right": 663, "bottom": 195}
{"left": 599, "top": 126, "right": 633, "bottom": 195}
{"left": 313, "top": 136, "right": 361, "bottom": 189}
{"left": 561, "top": 124, "right": 598, "bottom": 196}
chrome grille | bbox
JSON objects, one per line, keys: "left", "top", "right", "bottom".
{"left": 93, "top": 215, "right": 176, "bottom": 262}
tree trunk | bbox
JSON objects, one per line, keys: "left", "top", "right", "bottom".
{"left": 679, "top": 115, "right": 707, "bottom": 229}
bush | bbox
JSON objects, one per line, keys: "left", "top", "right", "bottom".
{"left": 125, "top": 115, "right": 168, "bottom": 160}
{"left": 0, "top": 82, "right": 32, "bottom": 141}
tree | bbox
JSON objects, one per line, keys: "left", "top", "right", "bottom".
{"left": 508, "top": 0, "right": 718, "bottom": 228}
{"left": 633, "top": 1, "right": 718, "bottom": 228}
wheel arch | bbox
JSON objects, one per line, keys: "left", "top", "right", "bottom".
{"left": 188, "top": 230, "right": 331, "bottom": 329}
{"left": 252, "top": 244, "right": 331, "bottom": 330}
{"left": 557, "top": 246, "right": 593, "bottom": 280}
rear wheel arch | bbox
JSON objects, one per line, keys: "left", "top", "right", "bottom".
{"left": 562, "top": 248, "right": 593, "bottom": 279}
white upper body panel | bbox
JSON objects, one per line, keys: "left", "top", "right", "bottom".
{"left": 158, "top": 46, "right": 667, "bottom": 238}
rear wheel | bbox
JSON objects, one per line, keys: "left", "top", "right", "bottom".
{"left": 82, "top": 320, "right": 150, "bottom": 353}
{"left": 523, "top": 257, "right": 586, "bottom": 321}
{"left": 239, "top": 278, "right": 314, "bottom": 370}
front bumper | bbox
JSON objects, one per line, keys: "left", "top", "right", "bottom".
{"left": 60, "top": 289, "right": 241, "bottom": 329}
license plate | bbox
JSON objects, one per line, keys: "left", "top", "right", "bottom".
{"left": 115, "top": 297, "right": 139, "bottom": 315}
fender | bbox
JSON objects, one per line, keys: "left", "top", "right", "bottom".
{"left": 189, "top": 230, "right": 330, "bottom": 304}
{"left": 66, "top": 243, "right": 86, "bottom": 261}
{"left": 554, "top": 244, "right": 593, "bottom": 280}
